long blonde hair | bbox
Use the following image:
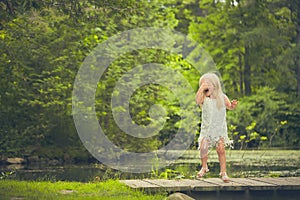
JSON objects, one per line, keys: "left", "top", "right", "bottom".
{"left": 196, "top": 72, "right": 225, "bottom": 109}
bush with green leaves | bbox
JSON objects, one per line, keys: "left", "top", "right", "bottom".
{"left": 227, "top": 87, "right": 299, "bottom": 149}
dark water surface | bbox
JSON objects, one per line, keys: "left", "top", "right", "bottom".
{"left": 1, "top": 161, "right": 299, "bottom": 182}
{"left": 189, "top": 190, "right": 300, "bottom": 200}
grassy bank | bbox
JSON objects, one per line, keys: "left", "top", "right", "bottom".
{"left": 178, "top": 149, "right": 300, "bottom": 165}
{"left": 0, "top": 180, "right": 166, "bottom": 200}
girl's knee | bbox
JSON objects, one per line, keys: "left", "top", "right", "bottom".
{"left": 200, "top": 151, "right": 208, "bottom": 158}
{"left": 200, "top": 146, "right": 209, "bottom": 158}
{"left": 216, "top": 145, "right": 225, "bottom": 154}
{"left": 216, "top": 138, "right": 225, "bottom": 154}
{"left": 199, "top": 139, "right": 210, "bottom": 157}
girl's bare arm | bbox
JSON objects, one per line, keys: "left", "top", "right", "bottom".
{"left": 224, "top": 94, "right": 238, "bottom": 110}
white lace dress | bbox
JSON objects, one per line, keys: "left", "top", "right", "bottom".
{"left": 198, "top": 97, "right": 233, "bottom": 158}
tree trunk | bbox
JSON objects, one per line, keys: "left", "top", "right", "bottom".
{"left": 296, "top": 1, "right": 300, "bottom": 98}
{"left": 297, "top": 60, "right": 300, "bottom": 98}
{"left": 239, "top": 51, "right": 244, "bottom": 95}
{"left": 5, "top": 0, "right": 15, "bottom": 15}
{"left": 244, "top": 46, "right": 251, "bottom": 95}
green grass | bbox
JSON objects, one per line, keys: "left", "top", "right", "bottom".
{"left": 0, "top": 180, "right": 166, "bottom": 200}
{"left": 168, "top": 150, "right": 300, "bottom": 178}
{"left": 178, "top": 150, "right": 300, "bottom": 166}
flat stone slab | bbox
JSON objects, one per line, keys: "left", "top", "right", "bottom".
{"left": 120, "top": 177, "right": 300, "bottom": 193}
{"left": 231, "top": 178, "right": 276, "bottom": 190}
{"left": 202, "top": 178, "right": 246, "bottom": 191}
{"left": 178, "top": 179, "right": 219, "bottom": 191}
{"left": 144, "top": 179, "right": 191, "bottom": 192}
{"left": 119, "top": 179, "right": 161, "bottom": 190}
{"left": 250, "top": 177, "right": 300, "bottom": 190}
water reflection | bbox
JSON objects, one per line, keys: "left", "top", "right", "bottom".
{"left": 189, "top": 190, "right": 300, "bottom": 200}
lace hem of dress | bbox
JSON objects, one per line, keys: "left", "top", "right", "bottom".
{"left": 198, "top": 135, "right": 233, "bottom": 158}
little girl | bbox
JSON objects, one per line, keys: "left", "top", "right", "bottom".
{"left": 195, "top": 72, "right": 238, "bottom": 182}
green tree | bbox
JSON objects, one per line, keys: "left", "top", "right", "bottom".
{"left": 188, "top": 0, "right": 300, "bottom": 148}
{"left": 189, "top": 0, "right": 297, "bottom": 97}
{"left": 0, "top": 0, "right": 188, "bottom": 159}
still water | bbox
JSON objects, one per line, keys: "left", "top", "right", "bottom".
{"left": 1, "top": 150, "right": 300, "bottom": 182}
{"left": 189, "top": 190, "right": 300, "bottom": 200}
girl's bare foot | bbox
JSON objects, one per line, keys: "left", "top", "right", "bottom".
{"left": 219, "top": 172, "right": 230, "bottom": 183}
{"left": 197, "top": 167, "right": 209, "bottom": 178}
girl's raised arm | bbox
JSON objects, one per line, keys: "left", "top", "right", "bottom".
{"left": 224, "top": 94, "right": 238, "bottom": 110}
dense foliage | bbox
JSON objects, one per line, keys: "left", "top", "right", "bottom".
{"left": 0, "top": 0, "right": 299, "bottom": 162}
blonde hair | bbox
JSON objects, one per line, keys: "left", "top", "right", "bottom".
{"left": 196, "top": 72, "right": 225, "bottom": 109}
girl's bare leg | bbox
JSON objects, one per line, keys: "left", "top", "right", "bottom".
{"left": 201, "top": 155, "right": 208, "bottom": 169}
{"left": 216, "top": 138, "right": 230, "bottom": 182}
{"left": 200, "top": 138, "right": 209, "bottom": 169}
{"left": 216, "top": 138, "right": 226, "bottom": 173}
{"left": 197, "top": 139, "right": 209, "bottom": 177}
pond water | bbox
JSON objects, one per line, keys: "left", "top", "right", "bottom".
{"left": 2, "top": 162, "right": 298, "bottom": 182}
{"left": 1, "top": 150, "right": 299, "bottom": 182}
{"left": 189, "top": 190, "right": 300, "bottom": 200}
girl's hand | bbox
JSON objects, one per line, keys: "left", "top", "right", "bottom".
{"left": 200, "top": 80, "right": 213, "bottom": 97}
{"left": 224, "top": 95, "right": 238, "bottom": 110}
{"left": 230, "top": 99, "right": 238, "bottom": 109}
